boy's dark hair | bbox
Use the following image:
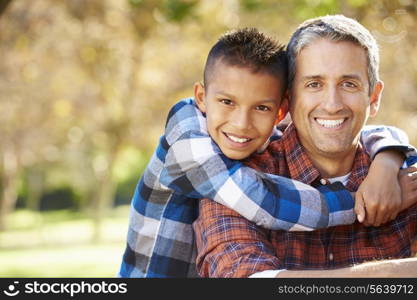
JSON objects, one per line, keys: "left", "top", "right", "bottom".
{"left": 203, "top": 28, "right": 288, "bottom": 88}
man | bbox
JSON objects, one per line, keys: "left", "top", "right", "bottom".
{"left": 193, "top": 15, "right": 417, "bottom": 277}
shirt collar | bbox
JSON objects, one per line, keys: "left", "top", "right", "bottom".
{"left": 282, "top": 123, "right": 370, "bottom": 190}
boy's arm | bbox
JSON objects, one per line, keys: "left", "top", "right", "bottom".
{"left": 357, "top": 126, "right": 417, "bottom": 226}
{"left": 162, "top": 98, "right": 354, "bottom": 230}
{"left": 161, "top": 99, "right": 414, "bottom": 230}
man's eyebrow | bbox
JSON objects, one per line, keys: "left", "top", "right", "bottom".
{"left": 341, "top": 74, "right": 362, "bottom": 80}
{"left": 300, "top": 75, "right": 322, "bottom": 81}
{"left": 300, "top": 74, "right": 363, "bottom": 80}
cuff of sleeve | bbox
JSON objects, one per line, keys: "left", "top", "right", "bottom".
{"left": 249, "top": 269, "right": 286, "bottom": 278}
{"left": 317, "top": 182, "right": 356, "bottom": 227}
{"left": 405, "top": 155, "right": 417, "bottom": 168}
{"left": 317, "top": 182, "right": 354, "bottom": 212}
{"left": 370, "top": 141, "right": 415, "bottom": 160}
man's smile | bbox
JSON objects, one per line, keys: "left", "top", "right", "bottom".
{"left": 314, "top": 118, "right": 348, "bottom": 129}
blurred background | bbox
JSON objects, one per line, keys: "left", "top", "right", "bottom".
{"left": 0, "top": 0, "right": 416, "bottom": 277}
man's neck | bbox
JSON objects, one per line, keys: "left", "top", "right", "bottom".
{"left": 305, "top": 146, "right": 358, "bottom": 178}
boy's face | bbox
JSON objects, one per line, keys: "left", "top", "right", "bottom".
{"left": 195, "top": 61, "right": 285, "bottom": 160}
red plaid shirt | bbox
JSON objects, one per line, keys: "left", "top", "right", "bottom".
{"left": 193, "top": 124, "right": 417, "bottom": 277}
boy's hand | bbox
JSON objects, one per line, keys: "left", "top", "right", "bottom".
{"left": 354, "top": 150, "right": 403, "bottom": 226}
{"left": 398, "top": 165, "right": 417, "bottom": 211}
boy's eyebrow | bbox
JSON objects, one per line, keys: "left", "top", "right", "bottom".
{"left": 216, "top": 91, "right": 235, "bottom": 98}
{"left": 215, "top": 91, "right": 279, "bottom": 103}
{"left": 257, "top": 98, "right": 281, "bottom": 104}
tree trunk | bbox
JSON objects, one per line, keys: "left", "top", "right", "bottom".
{"left": 90, "top": 151, "right": 118, "bottom": 243}
{"left": 0, "top": 148, "right": 19, "bottom": 231}
{"left": 25, "top": 165, "right": 44, "bottom": 212}
{"left": 0, "top": 0, "right": 12, "bottom": 17}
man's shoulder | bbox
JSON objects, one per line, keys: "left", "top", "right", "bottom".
{"left": 243, "top": 125, "right": 295, "bottom": 174}
{"left": 244, "top": 138, "right": 286, "bottom": 173}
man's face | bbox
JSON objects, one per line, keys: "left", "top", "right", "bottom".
{"left": 290, "top": 38, "right": 382, "bottom": 160}
{"left": 195, "top": 61, "right": 284, "bottom": 160}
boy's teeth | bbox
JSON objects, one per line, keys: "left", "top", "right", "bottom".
{"left": 316, "top": 118, "right": 345, "bottom": 128}
{"left": 227, "top": 134, "right": 250, "bottom": 143}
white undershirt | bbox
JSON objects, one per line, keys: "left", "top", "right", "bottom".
{"left": 327, "top": 173, "right": 351, "bottom": 185}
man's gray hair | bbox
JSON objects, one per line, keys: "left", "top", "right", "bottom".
{"left": 287, "top": 15, "right": 380, "bottom": 94}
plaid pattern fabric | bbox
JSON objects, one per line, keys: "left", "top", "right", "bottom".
{"left": 118, "top": 98, "right": 416, "bottom": 278}
{"left": 194, "top": 124, "right": 417, "bottom": 278}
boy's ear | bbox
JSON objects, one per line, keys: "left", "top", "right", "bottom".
{"left": 369, "top": 81, "right": 383, "bottom": 118}
{"left": 194, "top": 82, "right": 207, "bottom": 113}
{"left": 275, "top": 94, "right": 289, "bottom": 125}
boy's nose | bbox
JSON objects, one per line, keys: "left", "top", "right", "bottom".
{"left": 231, "top": 109, "right": 252, "bottom": 130}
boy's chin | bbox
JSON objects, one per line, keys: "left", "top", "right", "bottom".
{"left": 221, "top": 149, "right": 252, "bottom": 160}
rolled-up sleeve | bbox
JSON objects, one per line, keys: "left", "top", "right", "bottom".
{"left": 193, "top": 198, "right": 282, "bottom": 278}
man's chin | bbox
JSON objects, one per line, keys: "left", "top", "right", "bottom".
{"left": 314, "top": 144, "right": 353, "bottom": 157}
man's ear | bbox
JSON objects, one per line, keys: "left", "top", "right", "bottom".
{"left": 275, "top": 91, "right": 289, "bottom": 125}
{"left": 194, "top": 81, "right": 206, "bottom": 113}
{"left": 369, "top": 81, "right": 384, "bottom": 117}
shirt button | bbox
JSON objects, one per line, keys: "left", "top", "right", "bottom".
{"left": 320, "top": 178, "right": 327, "bottom": 185}
{"left": 329, "top": 253, "right": 334, "bottom": 261}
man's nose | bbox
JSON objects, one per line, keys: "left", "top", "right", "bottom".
{"left": 321, "top": 86, "right": 344, "bottom": 113}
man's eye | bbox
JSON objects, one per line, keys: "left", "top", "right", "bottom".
{"left": 306, "top": 82, "right": 321, "bottom": 88}
{"left": 256, "top": 105, "right": 271, "bottom": 112}
{"left": 342, "top": 81, "right": 357, "bottom": 89}
{"left": 220, "top": 99, "right": 233, "bottom": 105}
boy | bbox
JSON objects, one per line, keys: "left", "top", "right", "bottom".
{"left": 119, "top": 28, "right": 416, "bottom": 278}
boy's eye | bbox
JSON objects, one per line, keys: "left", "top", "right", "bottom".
{"left": 256, "top": 105, "right": 271, "bottom": 112}
{"left": 219, "top": 99, "right": 233, "bottom": 105}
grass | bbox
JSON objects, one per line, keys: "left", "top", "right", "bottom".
{"left": 0, "top": 206, "right": 130, "bottom": 277}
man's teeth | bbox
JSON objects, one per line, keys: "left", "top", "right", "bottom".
{"left": 316, "top": 118, "right": 345, "bottom": 128}
{"left": 227, "top": 134, "right": 250, "bottom": 143}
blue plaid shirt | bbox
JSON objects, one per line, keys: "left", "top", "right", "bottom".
{"left": 118, "top": 98, "right": 416, "bottom": 278}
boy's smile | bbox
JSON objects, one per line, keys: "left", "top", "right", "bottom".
{"left": 195, "top": 61, "right": 285, "bottom": 160}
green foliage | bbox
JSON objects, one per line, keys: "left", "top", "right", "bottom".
{"left": 112, "top": 147, "right": 151, "bottom": 205}
{"left": 347, "top": 0, "right": 368, "bottom": 8}
{"left": 240, "top": 0, "right": 264, "bottom": 11}
{"left": 112, "top": 147, "right": 150, "bottom": 184}
{"left": 128, "top": 0, "right": 144, "bottom": 6}
{"left": 294, "top": 0, "right": 340, "bottom": 20}
{"left": 162, "top": 0, "right": 198, "bottom": 22}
